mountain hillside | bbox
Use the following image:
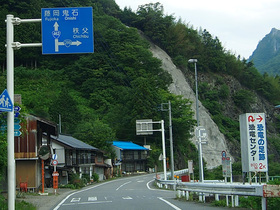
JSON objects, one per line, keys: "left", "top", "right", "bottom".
{"left": 148, "top": 40, "right": 232, "bottom": 169}
{"left": 1, "top": 0, "right": 280, "bottom": 178}
{"left": 249, "top": 28, "right": 280, "bottom": 75}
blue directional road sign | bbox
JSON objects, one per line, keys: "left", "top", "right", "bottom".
{"left": 14, "top": 106, "right": 21, "bottom": 112}
{"left": 14, "top": 124, "right": 21, "bottom": 130}
{"left": 14, "top": 130, "right": 22, "bottom": 137}
{"left": 0, "top": 89, "right": 13, "bottom": 112}
{"left": 41, "top": 7, "right": 94, "bottom": 54}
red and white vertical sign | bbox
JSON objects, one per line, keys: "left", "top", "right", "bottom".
{"left": 240, "top": 113, "right": 268, "bottom": 172}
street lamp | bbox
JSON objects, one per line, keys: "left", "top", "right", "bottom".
{"left": 188, "top": 59, "right": 204, "bottom": 183}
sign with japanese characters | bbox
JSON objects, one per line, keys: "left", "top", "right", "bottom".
{"left": 41, "top": 7, "right": 94, "bottom": 54}
{"left": 240, "top": 113, "right": 268, "bottom": 172}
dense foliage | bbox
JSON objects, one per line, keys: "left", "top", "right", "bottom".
{"left": 1, "top": 0, "right": 280, "bottom": 184}
{"left": 0, "top": 0, "right": 197, "bottom": 180}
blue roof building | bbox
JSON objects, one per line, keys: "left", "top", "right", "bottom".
{"left": 112, "top": 141, "right": 149, "bottom": 173}
{"left": 113, "top": 141, "right": 149, "bottom": 151}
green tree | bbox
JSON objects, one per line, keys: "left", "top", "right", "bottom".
{"left": 74, "top": 119, "right": 115, "bottom": 158}
{"left": 233, "top": 89, "right": 255, "bottom": 112}
{"left": 49, "top": 88, "right": 80, "bottom": 134}
{"left": 0, "top": 126, "right": 7, "bottom": 181}
{"left": 135, "top": 2, "right": 174, "bottom": 46}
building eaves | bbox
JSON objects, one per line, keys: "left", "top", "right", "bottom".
{"left": 53, "top": 134, "right": 99, "bottom": 151}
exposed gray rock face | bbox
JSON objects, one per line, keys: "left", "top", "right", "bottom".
{"left": 149, "top": 43, "right": 233, "bottom": 169}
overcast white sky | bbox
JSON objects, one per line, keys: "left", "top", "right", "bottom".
{"left": 115, "top": 0, "right": 280, "bottom": 59}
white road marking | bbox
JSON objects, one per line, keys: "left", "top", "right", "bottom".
{"left": 158, "top": 197, "right": 181, "bottom": 210}
{"left": 88, "top": 197, "right": 97, "bottom": 201}
{"left": 122, "top": 196, "right": 133, "bottom": 199}
{"left": 70, "top": 198, "right": 80, "bottom": 202}
{"left": 53, "top": 174, "right": 154, "bottom": 210}
{"left": 116, "top": 181, "right": 132, "bottom": 191}
{"left": 63, "top": 201, "right": 112, "bottom": 206}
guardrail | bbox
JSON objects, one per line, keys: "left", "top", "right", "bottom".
{"left": 176, "top": 182, "right": 264, "bottom": 196}
{"left": 155, "top": 172, "right": 280, "bottom": 210}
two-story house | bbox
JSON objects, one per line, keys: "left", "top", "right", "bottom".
{"left": 14, "top": 114, "right": 111, "bottom": 192}
{"left": 50, "top": 134, "right": 111, "bottom": 184}
{"left": 112, "top": 141, "right": 149, "bottom": 173}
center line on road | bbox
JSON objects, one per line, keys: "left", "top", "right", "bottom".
{"left": 116, "top": 181, "right": 132, "bottom": 191}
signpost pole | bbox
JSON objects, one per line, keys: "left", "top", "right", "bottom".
{"left": 168, "top": 101, "right": 175, "bottom": 181}
{"left": 161, "top": 120, "right": 167, "bottom": 181}
{"left": 6, "top": 14, "right": 15, "bottom": 210}
{"left": 42, "top": 160, "right": 44, "bottom": 193}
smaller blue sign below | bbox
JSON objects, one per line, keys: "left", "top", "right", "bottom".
{"left": 14, "top": 112, "right": 20, "bottom": 118}
{"left": 14, "top": 124, "right": 21, "bottom": 130}
{"left": 41, "top": 7, "right": 94, "bottom": 54}
{"left": 14, "top": 130, "right": 22, "bottom": 137}
{"left": 0, "top": 89, "right": 13, "bottom": 112}
{"left": 14, "top": 106, "right": 21, "bottom": 112}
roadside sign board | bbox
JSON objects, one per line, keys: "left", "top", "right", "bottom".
{"left": 14, "top": 130, "right": 22, "bottom": 137}
{"left": 195, "top": 126, "right": 207, "bottom": 140}
{"left": 41, "top": 7, "right": 94, "bottom": 54}
{"left": 263, "top": 185, "right": 280, "bottom": 197}
{"left": 136, "top": 119, "right": 153, "bottom": 135}
{"left": 188, "top": 160, "right": 193, "bottom": 174}
{"left": 14, "top": 106, "right": 21, "bottom": 112}
{"left": 0, "top": 89, "right": 13, "bottom": 112}
{"left": 52, "top": 154, "right": 58, "bottom": 160}
{"left": 240, "top": 113, "right": 268, "bottom": 172}
{"left": 52, "top": 159, "right": 58, "bottom": 166}
{"left": 52, "top": 171, "right": 59, "bottom": 176}
{"left": 222, "top": 156, "right": 231, "bottom": 177}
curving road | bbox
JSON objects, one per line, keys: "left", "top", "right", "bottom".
{"left": 53, "top": 173, "right": 230, "bottom": 210}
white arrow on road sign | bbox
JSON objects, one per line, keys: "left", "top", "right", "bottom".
{"left": 14, "top": 106, "right": 21, "bottom": 112}
{"left": 14, "top": 130, "right": 22, "bottom": 137}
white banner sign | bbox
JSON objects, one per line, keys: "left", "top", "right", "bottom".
{"left": 240, "top": 113, "right": 268, "bottom": 172}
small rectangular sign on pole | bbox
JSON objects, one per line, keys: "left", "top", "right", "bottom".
{"left": 136, "top": 119, "right": 153, "bottom": 135}
{"left": 188, "top": 160, "right": 193, "bottom": 174}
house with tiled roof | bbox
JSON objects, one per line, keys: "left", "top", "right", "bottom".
{"left": 112, "top": 141, "right": 149, "bottom": 173}
{"left": 51, "top": 134, "right": 111, "bottom": 184}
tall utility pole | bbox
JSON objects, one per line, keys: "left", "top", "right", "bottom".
{"left": 188, "top": 59, "right": 204, "bottom": 183}
{"left": 161, "top": 101, "right": 174, "bottom": 180}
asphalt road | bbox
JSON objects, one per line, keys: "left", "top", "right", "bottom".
{"left": 52, "top": 173, "right": 233, "bottom": 210}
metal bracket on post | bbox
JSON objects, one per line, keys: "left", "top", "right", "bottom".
{"left": 9, "top": 42, "right": 42, "bottom": 50}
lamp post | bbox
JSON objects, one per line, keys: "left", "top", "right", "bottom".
{"left": 188, "top": 59, "right": 204, "bottom": 183}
